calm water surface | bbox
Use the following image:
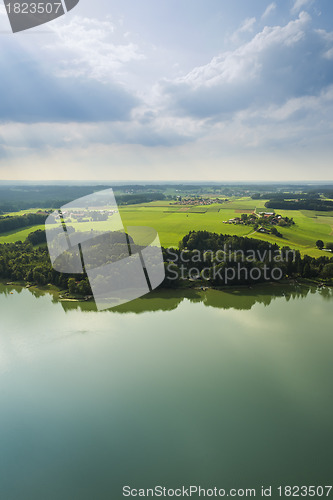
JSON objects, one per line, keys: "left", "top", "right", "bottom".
{"left": 0, "top": 284, "right": 332, "bottom": 499}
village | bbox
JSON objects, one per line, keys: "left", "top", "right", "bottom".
{"left": 224, "top": 211, "right": 295, "bottom": 235}
{"left": 49, "top": 209, "right": 117, "bottom": 224}
{"left": 171, "top": 196, "right": 228, "bottom": 206}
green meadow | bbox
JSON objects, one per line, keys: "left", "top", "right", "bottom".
{"left": 1, "top": 197, "right": 333, "bottom": 257}
{"left": 0, "top": 225, "right": 46, "bottom": 244}
{"left": 119, "top": 197, "right": 333, "bottom": 257}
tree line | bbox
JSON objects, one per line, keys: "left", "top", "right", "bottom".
{"left": 0, "top": 213, "right": 48, "bottom": 234}
{"left": 0, "top": 186, "right": 166, "bottom": 213}
{"left": 252, "top": 192, "right": 317, "bottom": 200}
{"left": 265, "top": 199, "right": 333, "bottom": 211}
{"left": 1, "top": 229, "right": 333, "bottom": 296}
{"left": 162, "top": 231, "right": 333, "bottom": 287}
{"left": 115, "top": 193, "right": 166, "bottom": 205}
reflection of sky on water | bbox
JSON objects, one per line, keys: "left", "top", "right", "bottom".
{"left": 0, "top": 283, "right": 332, "bottom": 498}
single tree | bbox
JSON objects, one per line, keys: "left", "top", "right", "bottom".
{"left": 316, "top": 239, "right": 324, "bottom": 250}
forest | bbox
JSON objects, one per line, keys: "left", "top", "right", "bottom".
{"left": 0, "top": 185, "right": 166, "bottom": 213}
{"left": 0, "top": 213, "right": 48, "bottom": 233}
{"left": 162, "top": 230, "right": 333, "bottom": 287}
{"left": 265, "top": 199, "right": 333, "bottom": 211}
{"left": 1, "top": 230, "right": 333, "bottom": 297}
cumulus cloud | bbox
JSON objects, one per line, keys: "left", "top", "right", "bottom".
{"left": 171, "top": 84, "right": 333, "bottom": 155}
{"left": 46, "top": 16, "right": 145, "bottom": 83}
{"left": 2, "top": 9, "right": 332, "bottom": 155}
{"left": 0, "top": 13, "right": 199, "bottom": 149}
{"left": 1, "top": 0, "right": 332, "bottom": 179}
{"left": 158, "top": 12, "right": 333, "bottom": 121}
{"left": 0, "top": 16, "right": 145, "bottom": 123}
{"left": 238, "top": 85, "right": 333, "bottom": 129}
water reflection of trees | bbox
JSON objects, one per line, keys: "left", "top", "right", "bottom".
{"left": 0, "top": 284, "right": 24, "bottom": 296}
{"left": 1, "top": 283, "right": 332, "bottom": 314}
{"left": 60, "top": 284, "right": 333, "bottom": 313}
{"left": 317, "top": 286, "right": 333, "bottom": 300}
{"left": 202, "top": 284, "right": 313, "bottom": 311}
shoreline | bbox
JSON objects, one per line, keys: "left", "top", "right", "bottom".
{"left": 1, "top": 277, "right": 332, "bottom": 305}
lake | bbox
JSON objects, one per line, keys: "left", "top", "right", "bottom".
{"left": 0, "top": 283, "right": 332, "bottom": 499}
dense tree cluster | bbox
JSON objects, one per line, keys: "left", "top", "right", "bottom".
{"left": 0, "top": 186, "right": 108, "bottom": 213}
{"left": 265, "top": 199, "right": 333, "bottom": 211}
{"left": 0, "top": 185, "right": 167, "bottom": 213}
{"left": 0, "top": 239, "right": 93, "bottom": 295}
{"left": 25, "top": 229, "right": 47, "bottom": 245}
{"left": 252, "top": 192, "right": 317, "bottom": 200}
{"left": 315, "top": 188, "right": 333, "bottom": 199}
{"left": 0, "top": 213, "right": 47, "bottom": 234}
{"left": 0, "top": 230, "right": 150, "bottom": 296}
{"left": 0, "top": 228, "right": 91, "bottom": 294}
{"left": 1, "top": 230, "right": 333, "bottom": 296}
{"left": 116, "top": 193, "right": 166, "bottom": 205}
{"left": 0, "top": 241, "right": 65, "bottom": 287}
{"left": 161, "top": 231, "right": 333, "bottom": 287}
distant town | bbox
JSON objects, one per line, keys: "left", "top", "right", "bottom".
{"left": 171, "top": 197, "right": 228, "bottom": 206}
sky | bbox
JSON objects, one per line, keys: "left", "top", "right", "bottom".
{"left": 0, "top": 0, "right": 332, "bottom": 182}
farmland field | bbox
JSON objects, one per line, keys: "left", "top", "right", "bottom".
{"left": 118, "top": 197, "right": 333, "bottom": 257}
{"left": 1, "top": 197, "right": 333, "bottom": 257}
{"left": 0, "top": 225, "right": 46, "bottom": 244}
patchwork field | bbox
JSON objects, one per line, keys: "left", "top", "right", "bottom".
{"left": 1, "top": 197, "right": 333, "bottom": 258}
{"left": 119, "top": 197, "right": 333, "bottom": 257}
